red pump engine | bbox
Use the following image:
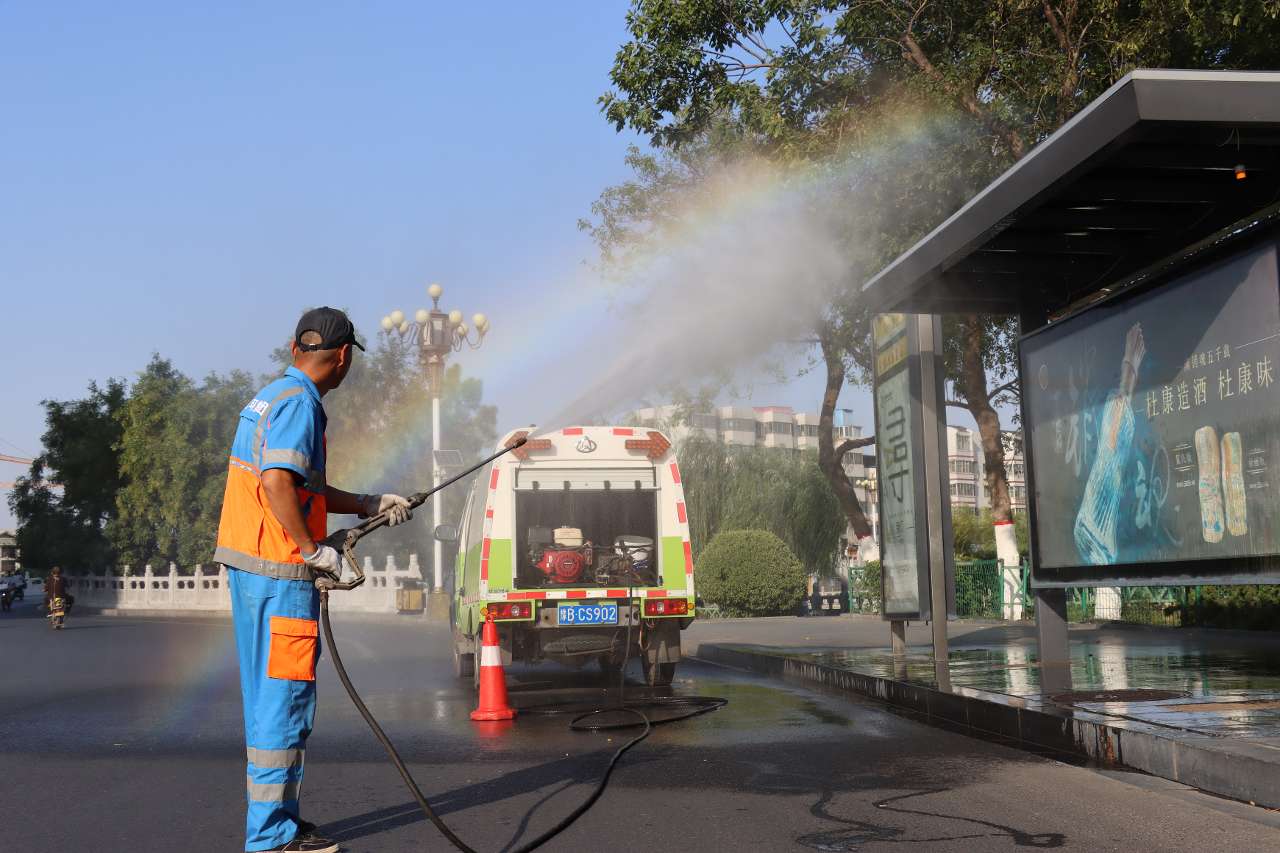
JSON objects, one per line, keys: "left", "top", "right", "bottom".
{"left": 536, "top": 548, "right": 587, "bottom": 584}
{"left": 529, "top": 527, "right": 594, "bottom": 585}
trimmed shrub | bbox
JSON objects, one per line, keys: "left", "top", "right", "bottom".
{"left": 1180, "top": 585, "right": 1280, "bottom": 630}
{"left": 694, "top": 529, "right": 806, "bottom": 617}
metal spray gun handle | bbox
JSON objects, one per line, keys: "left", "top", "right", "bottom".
{"left": 313, "top": 437, "right": 528, "bottom": 592}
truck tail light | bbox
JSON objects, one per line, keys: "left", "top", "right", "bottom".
{"left": 644, "top": 599, "right": 689, "bottom": 616}
{"left": 485, "top": 602, "right": 531, "bottom": 620}
{"left": 625, "top": 430, "right": 672, "bottom": 459}
{"left": 507, "top": 431, "right": 554, "bottom": 460}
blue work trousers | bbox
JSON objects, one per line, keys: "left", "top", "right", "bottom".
{"left": 229, "top": 567, "right": 321, "bottom": 852}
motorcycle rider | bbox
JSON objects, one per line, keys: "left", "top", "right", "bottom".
{"left": 44, "top": 566, "right": 69, "bottom": 614}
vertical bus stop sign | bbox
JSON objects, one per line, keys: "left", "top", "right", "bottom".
{"left": 873, "top": 314, "right": 955, "bottom": 670}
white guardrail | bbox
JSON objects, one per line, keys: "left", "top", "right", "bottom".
{"left": 33, "top": 555, "right": 426, "bottom": 614}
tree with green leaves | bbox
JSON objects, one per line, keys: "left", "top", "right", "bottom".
{"left": 14, "top": 319, "right": 499, "bottom": 577}
{"left": 597, "top": 0, "right": 1280, "bottom": 565}
{"left": 7, "top": 379, "right": 127, "bottom": 573}
{"left": 675, "top": 434, "right": 845, "bottom": 576}
{"left": 310, "top": 331, "right": 498, "bottom": 575}
{"left": 110, "top": 356, "right": 256, "bottom": 568}
{"left": 583, "top": 96, "right": 988, "bottom": 553}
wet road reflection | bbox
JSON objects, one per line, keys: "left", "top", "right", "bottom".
{"left": 802, "top": 639, "right": 1280, "bottom": 738}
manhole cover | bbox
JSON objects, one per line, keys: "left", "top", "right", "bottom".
{"left": 1049, "top": 689, "right": 1186, "bottom": 704}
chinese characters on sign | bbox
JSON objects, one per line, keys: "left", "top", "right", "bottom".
{"left": 873, "top": 314, "right": 923, "bottom": 617}
{"left": 876, "top": 370, "right": 919, "bottom": 614}
{"left": 875, "top": 313, "right": 954, "bottom": 617}
{"left": 1022, "top": 241, "right": 1280, "bottom": 584}
{"left": 1145, "top": 355, "right": 1274, "bottom": 418}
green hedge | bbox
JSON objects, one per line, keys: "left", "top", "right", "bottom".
{"left": 1179, "top": 585, "right": 1280, "bottom": 630}
{"left": 694, "top": 529, "right": 806, "bottom": 617}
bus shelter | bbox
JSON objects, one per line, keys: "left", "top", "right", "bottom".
{"left": 861, "top": 70, "right": 1280, "bottom": 690}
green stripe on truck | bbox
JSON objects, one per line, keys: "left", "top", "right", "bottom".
{"left": 661, "top": 536, "right": 685, "bottom": 590}
{"left": 487, "top": 538, "right": 513, "bottom": 587}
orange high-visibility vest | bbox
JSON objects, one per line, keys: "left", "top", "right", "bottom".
{"left": 214, "top": 368, "right": 327, "bottom": 580}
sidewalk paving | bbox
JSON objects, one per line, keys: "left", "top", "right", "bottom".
{"left": 686, "top": 614, "right": 1280, "bottom": 807}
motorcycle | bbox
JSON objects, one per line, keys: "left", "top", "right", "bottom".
{"left": 48, "top": 596, "right": 66, "bottom": 630}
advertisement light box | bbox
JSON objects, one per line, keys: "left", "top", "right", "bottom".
{"left": 1021, "top": 240, "right": 1280, "bottom": 586}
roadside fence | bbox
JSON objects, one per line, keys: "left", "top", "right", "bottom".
{"left": 36, "top": 555, "right": 425, "bottom": 614}
{"left": 846, "top": 560, "right": 1280, "bottom": 629}
{"left": 848, "top": 559, "right": 1030, "bottom": 621}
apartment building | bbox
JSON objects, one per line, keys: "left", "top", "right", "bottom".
{"left": 629, "top": 406, "right": 1021, "bottom": 548}
{"left": 629, "top": 404, "right": 879, "bottom": 544}
{"left": 946, "top": 426, "right": 1027, "bottom": 514}
{"left": 0, "top": 530, "right": 19, "bottom": 575}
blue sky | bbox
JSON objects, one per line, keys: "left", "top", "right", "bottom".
{"left": 0, "top": 2, "right": 895, "bottom": 531}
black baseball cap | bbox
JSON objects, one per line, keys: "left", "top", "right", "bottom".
{"left": 295, "top": 307, "right": 365, "bottom": 352}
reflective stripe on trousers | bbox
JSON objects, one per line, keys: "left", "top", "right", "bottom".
{"left": 229, "top": 567, "right": 320, "bottom": 852}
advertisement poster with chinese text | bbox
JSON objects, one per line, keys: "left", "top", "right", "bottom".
{"left": 1022, "top": 241, "right": 1280, "bottom": 579}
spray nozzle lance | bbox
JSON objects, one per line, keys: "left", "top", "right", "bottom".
{"left": 315, "top": 435, "right": 528, "bottom": 593}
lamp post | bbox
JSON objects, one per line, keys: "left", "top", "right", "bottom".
{"left": 381, "top": 283, "right": 490, "bottom": 602}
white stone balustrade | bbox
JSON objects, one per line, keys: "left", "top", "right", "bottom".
{"left": 48, "top": 555, "right": 426, "bottom": 614}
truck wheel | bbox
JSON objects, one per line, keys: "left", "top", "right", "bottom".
{"left": 642, "top": 658, "right": 676, "bottom": 687}
{"left": 453, "top": 637, "right": 475, "bottom": 679}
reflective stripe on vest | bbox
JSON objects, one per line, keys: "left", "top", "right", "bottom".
{"left": 216, "top": 381, "right": 326, "bottom": 580}
{"left": 216, "top": 549, "right": 314, "bottom": 581}
{"left": 260, "top": 448, "right": 325, "bottom": 492}
{"left": 251, "top": 387, "right": 305, "bottom": 471}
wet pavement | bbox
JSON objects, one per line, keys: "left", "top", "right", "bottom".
{"left": 690, "top": 615, "right": 1280, "bottom": 741}
{"left": 5, "top": 602, "right": 1280, "bottom": 851}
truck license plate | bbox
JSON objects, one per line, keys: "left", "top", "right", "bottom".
{"left": 557, "top": 603, "right": 618, "bottom": 626}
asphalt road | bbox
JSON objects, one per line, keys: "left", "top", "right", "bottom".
{"left": 3, "top": 601, "right": 1279, "bottom": 852}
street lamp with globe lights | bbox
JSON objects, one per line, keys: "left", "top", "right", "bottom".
{"left": 380, "top": 283, "right": 490, "bottom": 602}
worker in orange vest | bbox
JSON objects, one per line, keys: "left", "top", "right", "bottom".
{"left": 215, "top": 307, "right": 413, "bottom": 853}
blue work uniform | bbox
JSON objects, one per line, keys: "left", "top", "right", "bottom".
{"left": 215, "top": 367, "right": 328, "bottom": 852}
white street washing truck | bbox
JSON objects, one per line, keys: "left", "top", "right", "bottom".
{"left": 450, "top": 426, "right": 695, "bottom": 686}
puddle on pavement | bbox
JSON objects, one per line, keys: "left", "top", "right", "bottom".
{"left": 790, "top": 641, "right": 1280, "bottom": 738}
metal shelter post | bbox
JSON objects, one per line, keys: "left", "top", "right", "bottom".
{"left": 1035, "top": 588, "right": 1072, "bottom": 694}
{"left": 916, "top": 314, "right": 953, "bottom": 691}
{"left": 1019, "top": 302, "right": 1072, "bottom": 695}
{"left": 890, "top": 619, "right": 908, "bottom": 679}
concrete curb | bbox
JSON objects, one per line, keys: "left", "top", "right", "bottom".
{"left": 86, "top": 608, "right": 232, "bottom": 619}
{"left": 698, "top": 643, "right": 1280, "bottom": 809}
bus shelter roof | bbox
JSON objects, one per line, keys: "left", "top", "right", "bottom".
{"left": 860, "top": 70, "right": 1280, "bottom": 323}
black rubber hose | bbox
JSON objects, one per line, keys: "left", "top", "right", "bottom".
{"left": 320, "top": 591, "right": 480, "bottom": 852}
{"left": 319, "top": 592, "right": 723, "bottom": 852}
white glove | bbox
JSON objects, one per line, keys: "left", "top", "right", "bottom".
{"left": 301, "top": 544, "right": 343, "bottom": 577}
{"left": 363, "top": 493, "right": 413, "bottom": 526}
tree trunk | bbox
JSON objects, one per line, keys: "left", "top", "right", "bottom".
{"left": 817, "top": 331, "right": 875, "bottom": 556}
{"left": 956, "top": 316, "right": 1021, "bottom": 588}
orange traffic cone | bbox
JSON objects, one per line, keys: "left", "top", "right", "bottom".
{"left": 471, "top": 617, "right": 516, "bottom": 721}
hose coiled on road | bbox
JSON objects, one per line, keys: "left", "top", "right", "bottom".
{"left": 319, "top": 591, "right": 726, "bottom": 852}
